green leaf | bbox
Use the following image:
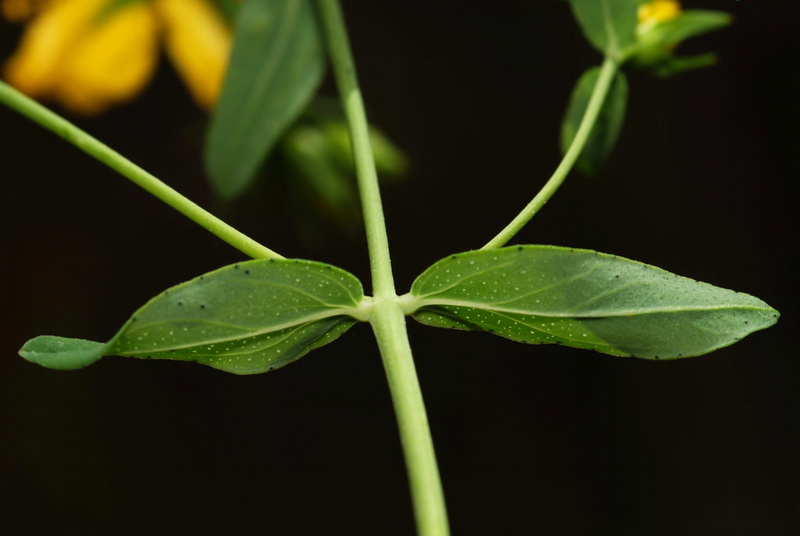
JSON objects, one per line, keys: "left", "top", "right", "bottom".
{"left": 20, "top": 259, "right": 365, "bottom": 374}
{"left": 282, "top": 124, "right": 360, "bottom": 226}
{"left": 634, "top": 10, "right": 732, "bottom": 69}
{"left": 643, "top": 10, "right": 732, "bottom": 50}
{"left": 320, "top": 121, "right": 409, "bottom": 178}
{"left": 280, "top": 119, "right": 408, "bottom": 228}
{"left": 651, "top": 53, "right": 718, "bottom": 78}
{"left": 569, "top": 0, "right": 639, "bottom": 59}
{"left": 408, "top": 246, "right": 778, "bottom": 360}
{"left": 211, "top": 0, "right": 241, "bottom": 24}
{"left": 560, "top": 67, "right": 628, "bottom": 175}
{"left": 206, "top": 0, "right": 325, "bottom": 199}
{"left": 20, "top": 336, "right": 106, "bottom": 370}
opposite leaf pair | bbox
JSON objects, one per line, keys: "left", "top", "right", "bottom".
{"left": 20, "top": 246, "right": 778, "bottom": 374}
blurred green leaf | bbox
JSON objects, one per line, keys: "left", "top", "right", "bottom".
{"left": 651, "top": 53, "right": 718, "bottom": 77}
{"left": 211, "top": 0, "right": 241, "bottom": 24}
{"left": 279, "top": 114, "right": 408, "bottom": 229}
{"left": 20, "top": 259, "right": 365, "bottom": 374}
{"left": 206, "top": 0, "right": 325, "bottom": 199}
{"left": 647, "top": 10, "right": 731, "bottom": 47}
{"left": 561, "top": 66, "right": 628, "bottom": 175}
{"left": 409, "top": 246, "right": 778, "bottom": 359}
{"left": 283, "top": 125, "right": 360, "bottom": 226}
{"left": 321, "top": 122, "right": 409, "bottom": 178}
{"left": 569, "top": 0, "right": 639, "bottom": 59}
{"left": 634, "top": 9, "right": 731, "bottom": 69}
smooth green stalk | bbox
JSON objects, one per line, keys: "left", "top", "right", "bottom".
{"left": 316, "top": 0, "right": 393, "bottom": 298}
{"left": 370, "top": 300, "right": 450, "bottom": 536}
{"left": 0, "top": 81, "right": 282, "bottom": 261}
{"left": 482, "top": 56, "right": 619, "bottom": 249}
{"left": 317, "top": 1, "right": 450, "bottom": 535}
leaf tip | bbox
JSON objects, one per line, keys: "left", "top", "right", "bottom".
{"left": 19, "top": 335, "right": 105, "bottom": 370}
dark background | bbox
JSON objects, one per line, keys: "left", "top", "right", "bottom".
{"left": 1, "top": 1, "right": 797, "bottom": 534}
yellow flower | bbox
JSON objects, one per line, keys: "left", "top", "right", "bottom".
{"left": 2, "top": 0, "right": 231, "bottom": 114}
{"left": 638, "top": 0, "right": 681, "bottom": 31}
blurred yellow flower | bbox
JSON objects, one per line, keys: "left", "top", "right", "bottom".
{"left": 2, "top": 0, "right": 231, "bottom": 114}
{"left": 638, "top": 0, "right": 681, "bottom": 31}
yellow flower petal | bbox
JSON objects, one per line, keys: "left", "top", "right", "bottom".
{"left": 155, "top": 0, "right": 231, "bottom": 109}
{"left": 638, "top": 0, "right": 681, "bottom": 27}
{"left": 55, "top": 1, "right": 159, "bottom": 114}
{"left": 3, "top": 0, "right": 102, "bottom": 98}
{"left": 4, "top": 0, "right": 159, "bottom": 114}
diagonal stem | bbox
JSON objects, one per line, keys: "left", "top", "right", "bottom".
{"left": 0, "top": 81, "right": 282, "bottom": 261}
{"left": 482, "top": 56, "right": 619, "bottom": 249}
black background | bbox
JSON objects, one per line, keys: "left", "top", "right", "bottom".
{"left": 1, "top": 1, "right": 798, "bottom": 535}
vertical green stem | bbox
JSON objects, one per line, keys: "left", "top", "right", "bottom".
{"left": 370, "top": 300, "right": 450, "bottom": 536}
{"left": 482, "top": 56, "right": 619, "bottom": 249}
{"left": 318, "top": 1, "right": 450, "bottom": 535}
{"left": 316, "top": 0, "right": 393, "bottom": 298}
{"left": 0, "top": 81, "right": 281, "bottom": 261}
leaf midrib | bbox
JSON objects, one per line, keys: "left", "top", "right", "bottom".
{"left": 111, "top": 307, "right": 357, "bottom": 354}
{"left": 411, "top": 297, "right": 772, "bottom": 319}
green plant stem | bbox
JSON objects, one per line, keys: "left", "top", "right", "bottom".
{"left": 370, "top": 300, "right": 450, "bottom": 536}
{"left": 316, "top": 0, "right": 393, "bottom": 298}
{"left": 482, "top": 56, "right": 619, "bottom": 249}
{"left": 317, "top": 1, "right": 450, "bottom": 535}
{"left": 0, "top": 81, "right": 282, "bottom": 261}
